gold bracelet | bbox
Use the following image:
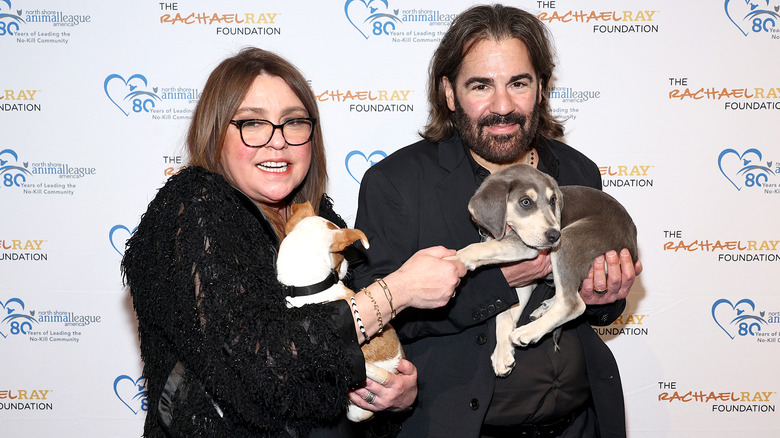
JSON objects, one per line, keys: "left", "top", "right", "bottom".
{"left": 375, "top": 278, "right": 395, "bottom": 319}
{"left": 362, "top": 288, "right": 383, "bottom": 334}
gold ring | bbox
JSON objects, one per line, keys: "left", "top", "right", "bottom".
{"left": 363, "top": 391, "right": 377, "bottom": 404}
{"left": 593, "top": 288, "right": 608, "bottom": 294}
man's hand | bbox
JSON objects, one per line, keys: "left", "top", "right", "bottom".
{"left": 499, "top": 250, "right": 552, "bottom": 288}
{"left": 580, "top": 248, "right": 642, "bottom": 305}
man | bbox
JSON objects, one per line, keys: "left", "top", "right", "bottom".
{"left": 354, "top": 4, "right": 640, "bottom": 438}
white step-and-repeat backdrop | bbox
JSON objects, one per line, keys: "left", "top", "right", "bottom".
{"left": 2, "top": 1, "right": 778, "bottom": 436}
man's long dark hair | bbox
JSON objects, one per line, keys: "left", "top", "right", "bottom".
{"left": 421, "top": 4, "right": 564, "bottom": 143}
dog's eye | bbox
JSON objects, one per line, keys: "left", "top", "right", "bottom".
{"left": 519, "top": 198, "right": 532, "bottom": 208}
{"left": 549, "top": 196, "right": 557, "bottom": 208}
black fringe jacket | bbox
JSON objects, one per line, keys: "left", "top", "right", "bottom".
{"left": 122, "top": 166, "right": 364, "bottom": 437}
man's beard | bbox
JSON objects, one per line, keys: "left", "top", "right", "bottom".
{"left": 453, "top": 97, "right": 541, "bottom": 165}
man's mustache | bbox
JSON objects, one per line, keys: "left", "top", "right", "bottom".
{"left": 478, "top": 113, "right": 526, "bottom": 129}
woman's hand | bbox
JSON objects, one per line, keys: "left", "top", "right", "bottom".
{"left": 348, "top": 359, "right": 418, "bottom": 412}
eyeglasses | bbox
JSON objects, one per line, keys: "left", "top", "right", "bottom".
{"left": 230, "top": 117, "right": 317, "bottom": 147}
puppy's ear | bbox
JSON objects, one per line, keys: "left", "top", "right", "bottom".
{"left": 554, "top": 184, "right": 564, "bottom": 222}
{"left": 331, "top": 228, "right": 369, "bottom": 253}
{"left": 468, "top": 178, "right": 510, "bottom": 239}
{"left": 285, "top": 202, "right": 315, "bottom": 234}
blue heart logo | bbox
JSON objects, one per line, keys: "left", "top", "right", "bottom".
{"left": 0, "top": 148, "right": 32, "bottom": 179}
{"left": 114, "top": 375, "right": 148, "bottom": 415}
{"left": 109, "top": 224, "right": 137, "bottom": 257}
{"left": 1, "top": 297, "right": 24, "bottom": 316}
{"left": 0, "top": 297, "right": 36, "bottom": 339}
{"left": 711, "top": 298, "right": 767, "bottom": 339}
{"left": 717, "top": 148, "right": 771, "bottom": 191}
{"left": 344, "top": 0, "right": 400, "bottom": 39}
{"left": 724, "top": 0, "right": 780, "bottom": 36}
{"left": 104, "top": 74, "right": 159, "bottom": 116}
{"left": 345, "top": 150, "right": 386, "bottom": 184}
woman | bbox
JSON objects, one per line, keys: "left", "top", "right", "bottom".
{"left": 122, "top": 47, "right": 465, "bottom": 437}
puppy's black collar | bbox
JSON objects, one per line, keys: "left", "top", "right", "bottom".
{"left": 285, "top": 269, "right": 340, "bottom": 297}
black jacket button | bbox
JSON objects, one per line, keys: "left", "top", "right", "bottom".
{"left": 469, "top": 399, "right": 479, "bottom": 410}
{"left": 476, "top": 334, "right": 487, "bottom": 345}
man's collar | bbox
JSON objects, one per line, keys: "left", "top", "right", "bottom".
{"left": 534, "top": 137, "right": 560, "bottom": 179}
{"left": 437, "top": 132, "right": 469, "bottom": 172}
{"left": 456, "top": 134, "right": 561, "bottom": 180}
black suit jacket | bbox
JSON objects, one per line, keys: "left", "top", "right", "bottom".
{"left": 354, "top": 134, "right": 626, "bottom": 438}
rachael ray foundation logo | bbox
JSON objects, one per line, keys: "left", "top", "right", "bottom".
{"left": 668, "top": 77, "right": 780, "bottom": 111}
{"left": 0, "top": 388, "right": 54, "bottom": 411}
{"left": 162, "top": 155, "right": 185, "bottom": 178}
{"left": 0, "top": 238, "right": 47, "bottom": 262}
{"left": 0, "top": 88, "right": 41, "bottom": 112}
{"left": 157, "top": 3, "right": 281, "bottom": 36}
{"left": 536, "top": 6, "right": 660, "bottom": 34}
{"left": 663, "top": 230, "right": 780, "bottom": 262}
{"left": 314, "top": 86, "right": 415, "bottom": 113}
{"left": 599, "top": 164, "right": 655, "bottom": 189}
{"left": 594, "top": 314, "right": 649, "bottom": 337}
{"left": 657, "top": 381, "right": 776, "bottom": 413}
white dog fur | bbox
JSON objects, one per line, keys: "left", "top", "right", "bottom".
{"left": 278, "top": 202, "right": 404, "bottom": 422}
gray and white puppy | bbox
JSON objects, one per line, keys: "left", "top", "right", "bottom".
{"left": 451, "top": 164, "right": 638, "bottom": 376}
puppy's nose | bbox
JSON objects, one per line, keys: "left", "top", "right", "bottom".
{"left": 545, "top": 229, "right": 560, "bottom": 244}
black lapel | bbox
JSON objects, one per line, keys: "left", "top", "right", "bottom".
{"left": 434, "top": 135, "right": 483, "bottom": 248}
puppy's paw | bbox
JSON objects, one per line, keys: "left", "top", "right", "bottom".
{"left": 445, "top": 254, "right": 477, "bottom": 271}
{"left": 510, "top": 323, "right": 544, "bottom": 347}
{"left": 529, "top": 297, "right": 555, "bottom": 321}
{"left": 347, "top": 403, "right": 375, "bottom": 422}
{"left": 491, "top": 345, "right": 517, "bottom": 377}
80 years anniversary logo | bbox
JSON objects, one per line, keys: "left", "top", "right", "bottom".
{"left": 717, "top": 147, "right": 779, "bottom": 193}
{"left": 103, "top": 73, "right": 199, "bottom": 119}
{"left": 725, "top": 0, "right": 780, "bottom": 37}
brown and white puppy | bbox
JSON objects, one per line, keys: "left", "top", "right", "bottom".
{"left": 277, "top": 202, "right": 404, "bottom": 422}
{"left": 450, "top": 164, "right": 638, "bottom": 377}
